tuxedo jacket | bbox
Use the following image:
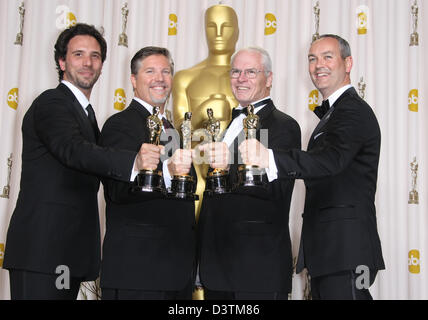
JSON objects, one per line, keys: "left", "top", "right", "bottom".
{"left": 198, "top": 100, "right": 301, "bottom": 293}
{"left": 4, "top": 83, "right": 136, "bottom": 280}
{"left": 275, "top": 87, "right": 385, "bottom": 278}
{"left": 98, "top": 99, "right": 197, "bottom": 291}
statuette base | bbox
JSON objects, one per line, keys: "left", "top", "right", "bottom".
{"left": 133, "top": 169, "right": 164, "bottom": 193}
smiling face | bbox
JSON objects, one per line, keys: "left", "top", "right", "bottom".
{"left": 205, "top": 5, "right": 239, "bottom": 54}
{"left": 308, "top": 37, "right": 353, "bottom": 99}
{"left": 230, "top": 50, "right": 272, "bottom": 106}
{"left": 59, "top": 35, "right": 103, "bottom": 99}
{"left": 131, "top": 54, "right": 172, "bottom": 111}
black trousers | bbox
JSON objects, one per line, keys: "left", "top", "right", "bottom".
{"left": 310, "top": 270, "right": 377, "bottom": 300}
{"left": 101, "top": 281, "right": 194, "bottom": 300}
{"left": 9, "top": 269, "right": 82, "bottom": 300}
{"left": 204, "top": 288, "right": 289, "bottom": 300}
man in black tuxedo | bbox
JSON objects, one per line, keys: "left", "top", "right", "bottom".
{"left": 3, "top": 24, "right": 153, "bottom": 299}
{"left": 99, "top": 47, "right": 197, "bottom": 300}
{"left": 245, "top": 35, "right": 385, "bottom": 299}
{"left": 197, "top": 47, "right": 301, "bottom": 300}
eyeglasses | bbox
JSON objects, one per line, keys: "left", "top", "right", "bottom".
{"left": 230, "top": 68, "right": 263, "bottom": 79}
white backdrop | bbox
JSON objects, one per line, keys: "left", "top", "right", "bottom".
{"left": 0, "top": 0, "right": 427, "bottom": 300}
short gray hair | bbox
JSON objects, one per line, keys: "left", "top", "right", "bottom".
{"left": 318, "top": 34, "right": 352, "bottom": 59}
{"left": 231, "top": 46, "right": 272, "bottom": 76}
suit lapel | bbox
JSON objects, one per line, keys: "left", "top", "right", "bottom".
{"left": 228, "top": 101, "right": 276, "bottom": 184}
{"left": 128, "top": 99, "right": 171, "bottom": 146}
{"left": 308, "top": 87, "right": 357, "bottom": 148}
{"left": 128, "top": 99, "right": 151, "bottom": 124}
{"left": 257, "top": 100, "right": 276, "bottom": 130}
{"left": 309, "top": 106, "right": 335, "bottom": 146}
{"left": 128, "top": 99, "right": 176, "bottom": 170}
{"left": 57, "top": 83, "right": 98, "bottom": 142}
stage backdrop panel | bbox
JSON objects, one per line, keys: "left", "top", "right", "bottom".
{"left": 0, "top": 0, "right": 426, "bottom": 300}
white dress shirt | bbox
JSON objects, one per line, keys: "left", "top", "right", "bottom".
{"left": 326, "top": 84, "right": 353, "bottom": 107}
{"left": 223, "top": 96, "right": 278, "bottom": 182}
{"left": 130, "top": 98, "right": 173, "bottom": 187}
{"left": 61, "top": 80, "right": 90, "bottom": 113}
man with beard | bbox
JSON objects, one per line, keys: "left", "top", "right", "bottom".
{"left": 4, "top": 23, "right": 151, "bottom": 299}
{"left": 99, "top": 47, "right": 197, "bottom": 300}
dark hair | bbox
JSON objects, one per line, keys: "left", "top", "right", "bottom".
{"left": 54, "top": 23, "right": 107, "bottom": 81}
{"left": 318, "top": 34, "right": 352, "bottom": 59}
{"left": 130, "top": 46, "right": 174, "bottom": 75}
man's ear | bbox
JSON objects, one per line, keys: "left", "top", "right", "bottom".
{"left": 59, "top": 57, "right": 66, "bottom": 72}
{"left": 266, "top": 71, "right": 273, "bottom": 89}
{"left": 345, "top": 56, "right": 353, "bottom": 74}
{"left": 130, "top": 74, "right": 137, "bottom": 91}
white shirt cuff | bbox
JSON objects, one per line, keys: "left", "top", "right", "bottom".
{"left": 265, "top": 149, "right": 278, "bottom": 182}
{"left": 130, "top": 157, "right": 139, "bottom": 182}
{"left": 162, "top": 158, "right": 172, "bottom": 189}
{"left": 130, "top": 157, "right": 172, "bottom": 188}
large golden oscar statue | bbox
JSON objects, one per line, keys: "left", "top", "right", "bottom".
{"left": 172, "top": 4, "right": 239, "bottom": 300}
{"left": 172, "top": 4, "right": 239, "bottom": 217}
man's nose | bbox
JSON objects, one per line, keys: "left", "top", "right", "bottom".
{"left": 82, "top": 55, "right": 92, "bottom": 67}
{"left": 237, "top": 71, "right": 248, "bottom": 81}
{"left": 154, "top": 71, "right": 164, "bottom": 81}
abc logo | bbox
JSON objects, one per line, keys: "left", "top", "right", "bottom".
{"left": 7, "top": 88, "right": 19, "bottom": 110}
{"left": 265, "top": 13, "right": 277, "bottom": 35}
{"left": 56, "top": 5, "right": 77, "bottom": 30}
{"left": 0, "top": 243, "right": 4, "bottom": 268}
{"left": 408, "top": 249, "right": 420, "bottom": 274}
{"left": 114, "top": 88, "right": 126, "bottom": 111}
{"left": 168, "top": 14, "right": 178, "bottom": 36}
{"left": 408, "top": 89, "right": 418, "bottom": 112}
{"left": 308, "top": 90, "right": 320, "bottom": 111}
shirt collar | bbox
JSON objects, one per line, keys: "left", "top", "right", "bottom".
{"left": 327, "top": 85, "right": 352, "bottom": 107}
{"left": 133, "top": 97, "right": 166, "bottom": 120}
{"left": 61, "top": 80, "right": 90, "bottom": 111}
{"left": 236, "top": 96, "right": 271, "bottom": 115}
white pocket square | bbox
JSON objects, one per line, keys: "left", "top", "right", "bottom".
{"left": 313, "top": 132, "right": 324, "bottom": 140}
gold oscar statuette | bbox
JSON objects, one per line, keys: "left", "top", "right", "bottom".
{"left": 236, "top": 105, "right": 266, "bottom": 189}
{"left": 165, "top": 109, "right": 173, "bottom": 123}
{"left": 410, "top": 1, "right": 419, "bottom": 46}
{"left": 98, "top": 26, "right": 105, "bottom": 37}
{"left": 408, "top": 157, "right": 419, "bottom": 204}
{"left": 204, "top": 108, "right": 231, "bottom": 194}
{"left": 0, "top": 154, "right": 13, "bottom": 199}
{"left": 358, "top": 77, "right": 366, "bottom": 100}
{"left": 118, "top": 2, "right": 129, "bottom": 47}
{"left": 134, "top": 106, "right": 165, "bottom": 193}
{"left": 172, "top": 4, "right": 239, "bottom": 300}
{"left": 303, "top": 270, "right": 312, "bottom": 300}
{"left": 14, "top": 2, "right": 25, "bottom": 45}
{"left": 170, "top": 112, "right": 198, "bottom": 200}
{"left": 172, "top": 4, "right": 239, "bottom": 216}
{"left": 312, "top": 1, "right": 320, "bottom": 43}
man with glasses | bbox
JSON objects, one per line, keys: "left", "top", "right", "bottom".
{"left": 197, "top": 47, "right": 301, "bottom": 300}
{"left": 235, "top": 35, "right": 385, "bottom": 300}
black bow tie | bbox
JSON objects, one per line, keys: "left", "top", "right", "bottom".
{"left": 161, "top": 117, "right": 174, "bottom": 129}
{"left": 231, "top": 107, "right": 248, "bottom": 120}
{"left": 314, "top": 99, "right": 330, "bottom": 119}
{"left": 231, "top": 98, "right": 271, "bottom": 120}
